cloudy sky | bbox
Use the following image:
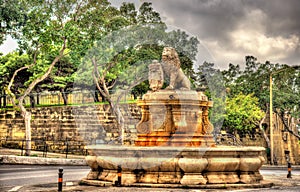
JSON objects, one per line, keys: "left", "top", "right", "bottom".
{"left": 1, "top": 0, "right": 299, "bottom": 69}
{"left": 111, "top": 0, "right": 300, "bottom": 69}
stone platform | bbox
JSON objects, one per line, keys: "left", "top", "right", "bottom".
{"left": 84, "top": 145, "right": 266, "bottom": 186}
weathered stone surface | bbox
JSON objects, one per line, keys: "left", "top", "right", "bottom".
{"left": 86, "top": 170, "right": 99, "bottom": 180}
{"left": 178, "top": 158, "right": 208, "bottom": 173}
{"left": 138, "top": 173, "right": 159, "bottom": 183}
{"left": 98, "top": 170, "right": 117, "bottom": 182}
{"left": 157, "top": 172, "right": 181, "bottom": 184}
{"left": 206, "top": 158, "right": 240, "bottom": 172}
{"left": 121, "top": 172, "right": 137, "bottom": 184}
{"left": 0, "top": 104, "right": 141, "bottom": 152}
{"left": 149, "top": 60, "right": 164, "bottom": 92}
{"left": 205, "top": 172, "right": 240, "bottom": 184}
{"left": 135, "top": 90, "right": 214, "bottom": 147}
{"left": 240, "top": 171, "right": 263, "bottom": 184}
{"left": 180, "top": 174, "right": 207, "bottom": 185}
{"left": 85, "top": 156, "right": 98, "bottom": 170}
{"left": 85, "top": 146, "right": 265, "bottom": 185}
{"left": 159, "top": 158, "right": 179, "bottom": 172}
{"left": 240, "top": 157, "right": 262, "bottom": 172}
{"left": 0, "top": 155, "right": 86, "bottom": 165}
{"left": 161, "top": 47, "right": 191, "bottom": 90}
{"left": 96, "top": 156, "right": 118, "bottom": 170}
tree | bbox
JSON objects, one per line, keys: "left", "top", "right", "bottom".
{"left": 223, "top": 93, "right": 265, "bottom": 134}
{"left": 222, "top": 56, "right": 299, "bottom": 117}
{"left": 222, "top": 57, "right": 300, "bottom": 146}
{"left": 37, "top": 55, "right": 77, "bottom": 105}
{"left": 5, "top": 0, "right": 129, "bottom": 155}
{"left": 0, "top": 52, "right": 31, "bottom": 93}
{"left": 194, "top": 62, "right": 226, "bottom": 134}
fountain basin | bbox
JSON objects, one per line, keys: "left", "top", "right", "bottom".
{"left": 83, "top": 145, "right": 265, "bottom": 185}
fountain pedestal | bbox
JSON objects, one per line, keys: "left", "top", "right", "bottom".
{"left": 135, "top": 90, "right": 215, "bottom": 147}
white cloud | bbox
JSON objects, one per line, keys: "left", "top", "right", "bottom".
{"left": 230, "top": 9, "right": 299, "bottom": 63}
{"left": 201, "top": 8, "right": 300, "bottom": 68}
{"left": 0, "top": 36, "right": 18, "bottom": 55}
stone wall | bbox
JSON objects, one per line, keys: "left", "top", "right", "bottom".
{"left": 235, "top": 113, "right": 300, "bottom": 165}
{"left": 263, "top": 113, "right": 300, "bottom": 165}
{"left": 0, "top": 104, "right": 141, "bottom": 154}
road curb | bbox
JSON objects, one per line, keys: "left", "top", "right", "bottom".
{"left": 0, "top": 155, "right": 87, "bottom": 166}
{"left": 262, "top": 165, "right": 300, "bottom": 170}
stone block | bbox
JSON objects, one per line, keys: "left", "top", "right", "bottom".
{"left": 140, "top": 157, "right": 166, "bottom": 171}
{"left": 157, "top": 172, "right": 181, "bottom": 184}
{"left": 206, "top": 157, "right": 240, "bottom": 172}
{"left": 205, "top": 172, "right": 240, "bottom": 184}
{"left": 121, "top": 172, "right": 137, "bottom": 184}
{"left": 159, "top": 158, "right": 179, "bottom": 172}
{"left": 178, "top": 158, "right": 208, "bottom": 173}
{"left": 180, "top": 174, "right": 207, "bottom": 185}
{"left": 86, "top": 156, "right": 98, "bottom": 170}
{"left": 139, "top": 172, "right": 159, "bottom": 183}
{"left": 86, "top": 170, "right": 99, "bottom": 180}
{"left": 240, "top": 157, "right": 262, "bottom": 172}
{"left": 240, "top": 171, "right": 263, "bottom": 184}
{"left": 97, "top": 156, "right": 118, "bottom": 170}
{"left": 98, "top": 170, "right": 117, "bottom": 182}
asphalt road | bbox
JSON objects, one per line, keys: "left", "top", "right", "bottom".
{"left": 0, "top": 165, "right": 300, "bottom": 192}
{"left": 0, "top": 165, "right": 90, "bottom": 191}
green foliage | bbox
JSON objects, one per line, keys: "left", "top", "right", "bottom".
{"left": 194, "top": 62, "right": 226, "bottom": 131}
{"left": 0, "top": 0, "right": 26, "bottom": 44}
{"left": 222, "top": 56, "right": 300, "bottom": 118}
{"left": 0, "top": 52, "right": 31, "bottom": 92}
{"left": 272, "top": 66, "right": 300, "bottom": 117}
{"left": 1, "top": 1, "right": 199, "bottom": 110}
{"left": 224, "top": 93, "right": 265, "bottom": 132}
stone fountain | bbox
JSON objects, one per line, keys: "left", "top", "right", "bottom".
{"left": 81, "top": 47, "right": 268, "bottom": 188}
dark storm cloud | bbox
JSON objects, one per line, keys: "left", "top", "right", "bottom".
{"left": 152, "top": 0, "right": 300, "bottom": 39}
{"left": 108, "top": 0, "right": 300, "bottom": 67}
{"left": 246, "top": 0, "right": 300, "bottom": 37}
{"left": 148, "top": 0, "right": 300, "bottom": 67}
{"left": 151, "top": 0, "right": 247, "bottom": 42}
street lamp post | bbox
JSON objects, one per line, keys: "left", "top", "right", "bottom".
{"left": 269, "top": 74, "right": 274, "bottom": 165}
{"left": 269, "top": 65, "right": 299, "bottom": 165}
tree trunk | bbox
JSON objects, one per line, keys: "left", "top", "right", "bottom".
{"left": 3, "top": 94, "right": 6, "bottom": 108}
{"left": 106, "top": 98, "right": 125, "bottom": 144}
{"left": 61, "top": 90, "right": 69, "bottom": 105}
{"left": 36, "top": 93, "right": 40, "bottom": 105}
{"left": 259, "top": 115, "right": 270, "bottom": 148}
{"left": 24, "top": 110, "right": 32, "bottom": 156}
{"left": 93, "top": 90, "right": 100, "bottom": 102}
{"left": 30, "top": 95, "right": 35, "bottom": 108}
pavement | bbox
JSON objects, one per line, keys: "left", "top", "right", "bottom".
{"left": 1, "top": 147, "right": 300, "bottom": 191}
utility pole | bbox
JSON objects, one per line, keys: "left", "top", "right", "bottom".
{"left": 269, "top": 65, "right": 299, "bottom": 165}
{"left": 269, "top": 73, "right": 274, "bottom": 165}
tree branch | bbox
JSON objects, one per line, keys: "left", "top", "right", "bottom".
{"left": 18, "top": 38, "right": 67, "bottom": 113}
{"left": 92, "top": 58, "right": 109, "bottom": 99}
{"left": 6, "top": 46, "right": 40, "bottom": 107}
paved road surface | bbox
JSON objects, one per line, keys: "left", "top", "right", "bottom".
{"left": 0, "top": 165, "right": 89, "bottom": 191}
{"left": 0, "top": 165, "right": 300, "bottom": 191}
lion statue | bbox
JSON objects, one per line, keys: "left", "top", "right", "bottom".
{"left": 161, "top": 47, "right": 191, "bottom": 90}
